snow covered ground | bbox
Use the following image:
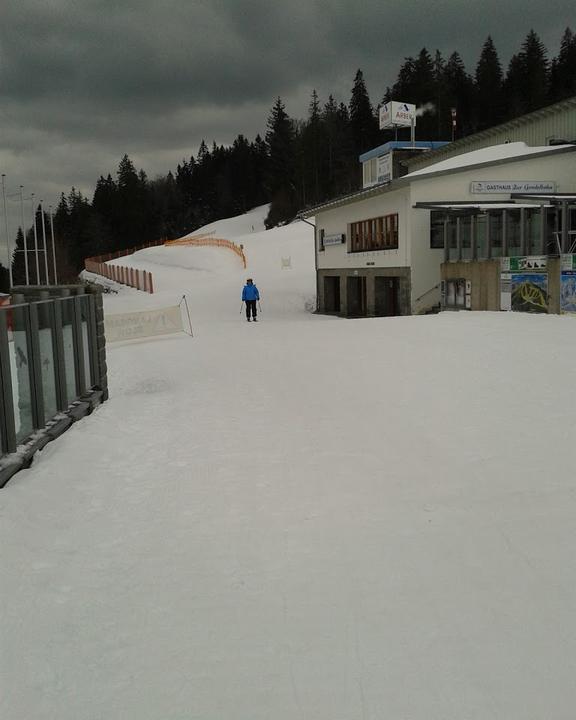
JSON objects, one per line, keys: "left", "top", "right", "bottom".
{"left": 3, "top": 205, "right": 576, "bottom": 720}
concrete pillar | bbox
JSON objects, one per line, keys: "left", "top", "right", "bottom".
{"left": 366, "top": 274, "right": 375, "bottom": 316}
{"left": 339, "top": 274, "right": 348, "bottom": 317}
{"left": 540, "top": 206, "right": 547, "bottom": 255}
{"left": 456, "top": 217, "right": 461, "bottom": 261}
{"left": 520, "top": 208, "right": 526, "bottom": 255}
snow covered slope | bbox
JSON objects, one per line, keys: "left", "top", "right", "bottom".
{"left": 3, "top": 206, "right": 576, "bottom": 720}
{"left": 103, "top": 204, "right": 316, "bottom": 324}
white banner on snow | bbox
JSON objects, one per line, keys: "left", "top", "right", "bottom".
{"left": 105, "top": 305, "right": 183, "bottom": 343}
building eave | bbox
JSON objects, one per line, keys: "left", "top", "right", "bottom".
{"left": 299, "top": 178, "right": 410, "bottom": 217}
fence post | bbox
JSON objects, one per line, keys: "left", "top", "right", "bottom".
{"left": 28, "top": 303, "right": 45, "bottom": 429}
{"left": 0, "top": 309, "right": 17, "bottom": 454}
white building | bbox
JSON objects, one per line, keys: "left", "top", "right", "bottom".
{"left": 302, "top": 142, "right": 576, "bottom": 317}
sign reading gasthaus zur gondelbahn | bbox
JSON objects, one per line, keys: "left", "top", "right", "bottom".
{"left": 471, "top": 181, "right": 556, "bottom": 194}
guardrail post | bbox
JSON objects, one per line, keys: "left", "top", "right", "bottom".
{"left": 0, "top": 310, "right": 17, "bottom": 454}
{"left": 28, "top": 302, "right": 46, "bottom": 429}
{"left": 72, "top": 295, "right": 87, "bottom": 396}
{"left": 52, "top": 298, "right": 68, "bottom": 409}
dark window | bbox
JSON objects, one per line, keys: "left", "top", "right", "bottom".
{"left": 430, "top": 211, "right": 445, "bottom": 249}
{"left": 323, "top": 276, "right": 340, "bottom": 313}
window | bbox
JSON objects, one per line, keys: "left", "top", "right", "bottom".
{"left": 362, "top": 159, "right": 378, "bottom": 187}
{"left": 349, "top": 213, "right": 398, "bottom": 252}
{"left": 430, "top": 211, "right": 445, "bottom": 249}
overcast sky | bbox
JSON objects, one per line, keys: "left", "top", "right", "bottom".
{"left": 0, "top": 0, "right": 574, "bottom": 258}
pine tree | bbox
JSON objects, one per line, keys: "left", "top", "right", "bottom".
{"left": 442, "top": 52, "right": 474, "bottom": 138}
{"left": 549, "top": 27, "right": 576, "bottom": 102}
{"left": 474, "top": 36, "right": 505, "bottom": 130}
{"left": 504, "top": 30, "right": 549, "bottom": 118}
{"left": 265, "top": 97, "right": 297, "bottom": 227}
{"left": 388, "top": 49, "right": 436, "bottom": 138}
{"left": 349, "top": 69, "right": 378, "bottom": 155}
{"left": 298, "top": 89, "right": 327, "bottom": 207}
{"left": 92, "top": 174, "right": 118, "bottom": 251}
{"left": 11, "top": 228, "right": 27, "bottom": 286}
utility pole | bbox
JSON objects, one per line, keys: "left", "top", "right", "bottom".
{"left": 40, "top": 200, "right": 50, "bottom": 284}
{"left": 1, "top": 174, "right": 12, "bottom": 288}
{"left": 31, "top": 193, "right": 40, "bottom": 285}
{"left": 49, "top": 206, "right": 58, "bottom": 285}
{"left": 20, "top": 186, "right": 29, "bottom": 285}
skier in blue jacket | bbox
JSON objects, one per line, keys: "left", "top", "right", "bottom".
{"left": 242, "top": 278, "right": 260, "bottom": 321}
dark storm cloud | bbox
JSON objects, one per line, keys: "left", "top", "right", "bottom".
{"left": 0, "top": 0, "right": 574, "bottom": 251}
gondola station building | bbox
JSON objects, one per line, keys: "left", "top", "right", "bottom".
{"left": 303, "top": 140, "right": 576, "bottom": 317}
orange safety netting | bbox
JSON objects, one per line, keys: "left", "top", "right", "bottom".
{"left": 164, "top": 236, "right": 247, "bottom": 268}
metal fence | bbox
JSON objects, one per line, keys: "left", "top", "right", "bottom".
{"left": 0, "top": 287, "right": 107, "bottom": 486}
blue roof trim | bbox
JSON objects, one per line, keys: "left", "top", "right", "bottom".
{"left": 359, "top": 141, "right": 450, "bottom": 163}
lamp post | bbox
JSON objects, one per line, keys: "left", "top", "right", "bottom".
{"left": 20, "top": 185, "right": 29, "bottom": 285}
{"left": 49, "top": 205, "right": 58, "bottom": 285}
{"left": 1, "top": 174, "right": 12, "bottom": 288}
{"left": 40, "top": 200, "right": 50, "bottom": 285}
{"left": 31, "top": 193, "right": 40, "bottom": 285}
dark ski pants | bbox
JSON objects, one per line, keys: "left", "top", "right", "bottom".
{"left": 245, "top": 300, "right": 257, "bottom": 319}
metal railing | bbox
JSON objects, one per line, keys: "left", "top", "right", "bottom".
{"left": 0, "top": 291, "right": 104, "bottom": 482}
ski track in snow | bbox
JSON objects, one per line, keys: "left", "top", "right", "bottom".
{"left": 3, "top": 206, "right": 576, "bottom": 720}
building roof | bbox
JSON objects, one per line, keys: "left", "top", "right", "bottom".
{"left": 405, "top": 142, "right": 576, "bottom": 179}
{"left": 405, "top": 94, "right": 576, "bottom": 171}
{"left": 300, "top": 142, "right": 576, "bottom": 217}
{"left": 359, "top": 140, "right": 449, "bottom": 162}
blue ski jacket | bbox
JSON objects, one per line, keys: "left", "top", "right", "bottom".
{"left": 242, "top": 283, "right": 260, "bottom": 301}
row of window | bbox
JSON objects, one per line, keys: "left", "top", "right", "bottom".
{"left": 349, "top": 214, "right": 399, "bottom": 252}
{"left": 429, "top": 208, "right": 575, "bottom": 256}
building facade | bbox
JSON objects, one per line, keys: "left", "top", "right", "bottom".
{"left": 304, "top": 143, "right": 576, "bottom": 318}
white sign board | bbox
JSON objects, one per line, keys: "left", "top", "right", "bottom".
{"left": 471, "top": 181, "right": 556, "bottom": 194}
{"left": 323, "top": 233, "right": 345, "bottom": 246}
{"left": 500, "top": 273, "right": 512, "bottom": 310}
{"left": 377, "top": 154, "right": 392, "bottom": 183}
{"left": 105, "top": 305, "right": 184, "bottom": 343}
{"left": 379, "top": 101, "right": 416, "bottom": 129}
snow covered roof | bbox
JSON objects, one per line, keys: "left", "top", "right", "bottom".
{"left": 405, "top": 142, "right": 576, "bottom": 179}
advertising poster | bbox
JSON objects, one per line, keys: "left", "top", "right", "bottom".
{"left": 510, "top": 273, "right": 548, "bottom": 313}
{"left": 560, "top": 271, "right": 576, "bottom": 313}
{"left": 501, "top": 256, "right": 547, "bottom": 272}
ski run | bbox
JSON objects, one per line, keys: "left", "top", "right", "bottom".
{"left": 3, "top": 204, "right": 576, "bottom": 720}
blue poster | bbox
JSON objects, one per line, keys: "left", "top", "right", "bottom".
{"left": 561, "top": 271, "right": 576, "bottom": 314}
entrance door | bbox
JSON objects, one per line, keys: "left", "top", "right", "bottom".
{"left": 375, "top": 277, "right": 400, "bottom": 316}
{"left": 323, "top": 276, "right": 341, "bottom": 313}
{"left": 347, "top": 276, "right": 367, "bottom": 316}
